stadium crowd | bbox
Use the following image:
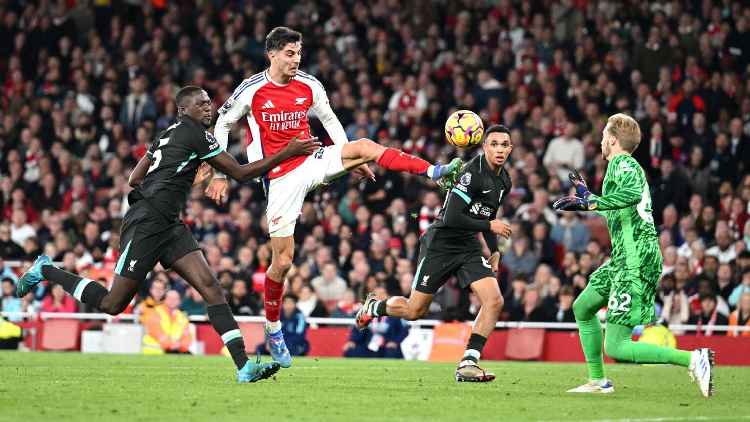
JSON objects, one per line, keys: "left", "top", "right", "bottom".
{"left": 1, "top": 0, "right": 750, "bottom": 337}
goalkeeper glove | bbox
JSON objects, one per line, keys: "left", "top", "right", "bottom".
{"left": 568, "top": 170, "right": 591, "bottom": 199}
{"left": 552, "top": 195, "right": 597, "bottom": 211}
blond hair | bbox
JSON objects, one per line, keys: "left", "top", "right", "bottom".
{"left": 606, "top": 113, "right": 642, "bottom": 153}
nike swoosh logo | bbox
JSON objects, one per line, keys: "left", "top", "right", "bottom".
{"left": 482, "top": 189, "right": 492, "bottom": 193}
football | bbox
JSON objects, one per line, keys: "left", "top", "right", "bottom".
{"left": 444, "top": 109, "right": 484, "bottom": 147}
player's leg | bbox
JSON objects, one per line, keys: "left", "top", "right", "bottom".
{"left": 168, "top": 248, "right": 280, "bottom": 383}
{"left": 455, "top": 254, "right": 502, "bottom": 382}
{"left": 357, "top": 240, "right": 451, "bottom": 327}
{"left": 340, "top": 138, "right": 461, "bottom": 181}
{"left": 262, "top": 235, "right": 294, "bottom": 367}
{"left": 568, "top": 264, "right": 612, "bottom": 393}
{"left": 18, "top": 219, "right": 150, "bottom": 314}
{"left": 22, "top": 256, "right": 140, "bottom": 315}
{"left": 602, "top": 259, "right": 713, "bottom": 397}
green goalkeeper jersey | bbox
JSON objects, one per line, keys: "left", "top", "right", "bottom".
{"left": 589, "top": 154, "right": 659, "bottom": 270}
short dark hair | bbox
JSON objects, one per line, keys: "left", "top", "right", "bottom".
{"left": 482, "top": 124, "right": 511, "bottom": 143}
{"left": 265, "top": 26, "right": 302, "bottom": 52}
{"left": 175, "top": 85, "right": 203, "bottom": 109}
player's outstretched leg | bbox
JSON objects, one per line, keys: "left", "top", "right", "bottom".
{"left": 568, "top": 286, "right": 614, "bottom": 393}
{"left": 171, "top": 250, "right": 280, "bottom": 383}
{"left": 358, "top": 290, "right": 432, "bottom": 329}
{"left": 604, "top": 323, "right": 714, "bottom": 398}
{"left": 21, "top": 255, "right": 137, "bottom": 315}
{"left": 341, "top": 139, "right": 462, "bottom": 182}
{"left": 262, "top": 236, "right": 293, "bottom": 368}
{"left": 455, "top": 277, "right": 502, "bottom": 383}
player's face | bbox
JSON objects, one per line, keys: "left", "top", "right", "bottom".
{"left": 186, "top": 90, "right": 213, "bottom": 126}
{"left": 269, "top": 42, "right": 302, "bottom": 79}
{"left": 483, "top": 131, "right": 513, "bottom": 168}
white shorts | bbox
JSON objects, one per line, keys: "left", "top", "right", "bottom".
{"left": 262, "top": 144, "right": 347, "bottom": 237}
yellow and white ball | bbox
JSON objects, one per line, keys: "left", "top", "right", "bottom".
{"left": 444, "top": 110, "right": 484, "bottom": 147}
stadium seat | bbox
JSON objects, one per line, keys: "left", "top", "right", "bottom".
{"left": 504, "top": 328, "right": 545, "bottom": 361}
{"left": 40, "top": 319, "right": 81, "bottom": 351}
{"left": 429, "top": 322, "right": 472, "bottom": 362}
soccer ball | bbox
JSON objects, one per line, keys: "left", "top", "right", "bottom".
{"left": 444, "top": 110, "right": 484, "bottom": 147}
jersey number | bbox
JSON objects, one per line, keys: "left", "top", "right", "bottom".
{"left": 608, "top": 292, "right": 632, "bottom": 316}
{"left": 636, "top": 183, "right": 654, "bottom": 224}
{"left": 147, "top": 136, "right": 171, "bottom": 174}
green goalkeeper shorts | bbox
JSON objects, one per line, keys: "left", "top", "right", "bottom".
{"left": 587, "top": 245, "right": 662, "bottom": 327}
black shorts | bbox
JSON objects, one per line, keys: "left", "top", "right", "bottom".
{"left": 412, "top": 229, "right": 495, "bottom": 294}
{"left": 115, "top": 203, "right": 200, "bottom": 282}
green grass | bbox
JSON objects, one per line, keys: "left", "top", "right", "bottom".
{"left": 0, "top": 352, "right": 748, "bottom": 422}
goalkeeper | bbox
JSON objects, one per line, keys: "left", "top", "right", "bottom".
{"left": 553, "top": 113, "right": 714, "bottom": 398}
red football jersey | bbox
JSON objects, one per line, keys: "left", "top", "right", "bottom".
{"left": 214, "top": 70, "right": 342, "bottom": 179}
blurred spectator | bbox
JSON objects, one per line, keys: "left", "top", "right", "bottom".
{"left": 1, "top": 278, "right": 23, "bottom": 322}
{"left": 136, "top": 278, "right": 168, "bottom": 323}
{"left": 227, "top": 279, "right": 260, "bottom": 316}
{"left": 180, "top": 287, "right": 207, "bottom": 316}
{"left": 0, "top": 224, "right": 24, "bottom": 259}
{"left": 503, "top": 237, "right": 538, "bottom": 278}
{"left": 344, "top": 287, "right": 409, "bottom": 358}
{"left": 659, "top": 274, "right": 690, "bottom": 333}
{"left": 297, "top": 285, "right": 328, "bottom": 318}
{"left": 510, "top": 285, "right": 548, "bottom": 322}
{"left": 550, "top": 213, "right": 590, "bottom": 254}
{"left": 310, "top": 263, "right": 347, "bottom": 303}
{"left": 0, "top": 259, "right": 18, "bottom": 284}
{"left": 687, "top": 294, "right": 729, "bottom": 336}
{"left": 0, "top": 315, "right": 23, "bottom": 349}
{"left": 331, "top": 288, "right": 357, "bottom": 318}
{"left": 40, "top": 283, "right": 77, "bottom": 313}
{"left": 142, "top": 290, "right": 192, "bottom": 355}
{"left": 257, "top": 294, "right": 309, "bottom": 357}
{"left": 729, "top": 270, "right": 750, "bottom": 308}
{"left": 543, "top": 122, "right": 583, "bottom": 182}
{"left": 552, "top": 285, "right": 576, "bottom": 323}
{"left": 728, "top": 292, "right": 750, "bottom": 337}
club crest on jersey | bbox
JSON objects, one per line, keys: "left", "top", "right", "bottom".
{"left": 219, "top": 98, "right": 234, "bottom": 114}
{"left": 460, "top": 173, "right": 472, "bottom": 186}
{"left": 295, "top": 97, "right": 307, "bottom": 105}
{"left": 205, "top": 132, "right": 219, "bottom": 149}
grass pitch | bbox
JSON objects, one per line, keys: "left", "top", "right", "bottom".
{"left": 0, "top": 352, "right": 748, "bottom": 422}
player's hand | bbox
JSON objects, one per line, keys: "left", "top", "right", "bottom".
{"left": 489, "top": 251, "right": 501, "bottom": 272}
{"left": 285, "top": 135, "right": 321, "bottom": 156}
{"left": 193, "top": 162, "right": 213, "bottom": 186}
{"left": 553, "top": 195, "right": 597, "bottom": 211}
{"left": 568, "top": 170, "right": 591, "bottom": 199}
{"left": 205, "top": 177, "right": 229, "bottom": 205}
{"left": 343, "top": 341, "right": 355, "bottom": 351}
{"left": 489, "top": 219, "right": 512, "bottom": 238}
{"left": 352, "top": 163, "right": 376, "bottom": 181}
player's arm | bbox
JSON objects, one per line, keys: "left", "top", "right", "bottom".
{"left": 309, "top": 76, "right": 348, "bottom": 145}
{"left": 128, "top": 151, "right": 154, "bottom": 187}
{"left": 205, "top": 137, "right": 320, "bottom": 183}
{"left": 444, "top": 175, "right": 511, "bottom": 237}
{"left": 588, "top": 160, "right": 643, "bottom": 210}
{"left": 554, "top": 164, "right": 641, "bottom": 212}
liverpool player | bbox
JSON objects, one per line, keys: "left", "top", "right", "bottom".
{"left": 356, "top": 125, "right": 514, "bottom": 382}
{"left": 208, "top": 26, "right": 461, "bottom": 368}
{"left": 16, "top": 86, "right": 319, "bottom": 383}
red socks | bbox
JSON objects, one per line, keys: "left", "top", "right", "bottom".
{"left": 376, "top": 147, "right": 430, "bottom": 175}
{"left": 264, "top": 275, "right": 284, "bottom": 322}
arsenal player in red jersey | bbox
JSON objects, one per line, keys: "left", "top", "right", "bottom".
{"left": 208, "top": 26, "right": 461, "bottom": 368}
